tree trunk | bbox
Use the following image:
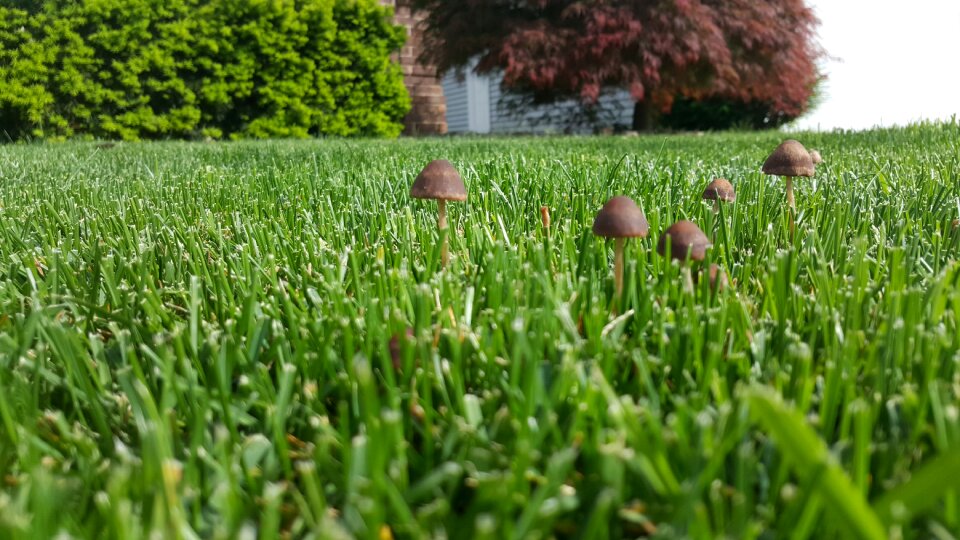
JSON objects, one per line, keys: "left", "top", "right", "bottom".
{"left": 632, "top": 100, "right": 655, "bottom": 131}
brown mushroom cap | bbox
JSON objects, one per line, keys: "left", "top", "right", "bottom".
{"left": 809, "top": 150, "right": 823, "bottom": 164}
{"left": 592, "top": 196, "right": 650, "bottom": 238}
{"left": 410, "top": 160, "right": 467, "bottom": 201}
{"left": 702, "top": 178, "right": 736, "bottom": 202}
{"left": 657, "top": 220, "right": 712, "bottom": 262}
{"left": 762, "top": 140, "right": 815, "bottom": 177}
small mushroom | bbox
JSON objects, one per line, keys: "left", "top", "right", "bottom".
{"left": 809, "top": 150, "right": 823, "bottom": 164}
{"left": 411, "top": 160, "right": 467, "bottom": 267}
{"left": 763, "top": 140, "right": 814, "bottom": 240}
{"left": 702, "top": 178, "right": 736, "bottom": 213}
{"left": 657, "top": 220, "right": 711, "bottom": 263}
{"left": 593, "top": 196, "right": 649, "bottom": 297}
{"left": 658, "top": 221, "right": 711, "bottom": 293}
{"left": 540, "top": 206, "right": 551, "bottom": 237}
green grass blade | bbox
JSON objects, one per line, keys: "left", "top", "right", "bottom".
{"left": 745, "top": 387, "right": 887, "bottom": 540}
{"left": 872, "top": 446, "right": 960, "bottom": 526}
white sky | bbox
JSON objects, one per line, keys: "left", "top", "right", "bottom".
{"left": 795, "top": 0, "right": 960, "bottom": 131}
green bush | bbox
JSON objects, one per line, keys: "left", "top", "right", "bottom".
{"left": 0, "top": 0, "right": 410, "bottom": 140}
{"left": 657, "top": 96, "right": 796, "bottom": 131}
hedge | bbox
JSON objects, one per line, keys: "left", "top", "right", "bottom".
{"left": 0, "top": 0, "right": 411, "bottom": 140}
{"left": 657, "top": 97, "right": 795, "bottom": 131}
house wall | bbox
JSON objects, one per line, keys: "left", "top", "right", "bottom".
{"left": 442, "top": 74, "right": 470, "bottom": 133}
{"left": 445, "top": 69, "right": 636, "bottom": 134}
{"left": 382, "top": 0, "right": 447, "bottom": 135}
{"left": 490, "top": 84, "right": 635, "bottom": 134}
{"left": 441, "top": 64, "right": 492, "bottom": 133}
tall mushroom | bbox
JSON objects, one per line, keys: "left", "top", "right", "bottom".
{"left": 702, "top": 178, "right": 736, "bottom": 214}
{"left": 411, "top": 160, "right": 467, "bottom": 267}
{"left": 762, "top": 140, "right": 814, "bottom": 240}
{"left": 657, "top": 220, "right": 712, "bottom": 292}
{"left": 593, "top": 196, "right": 649, "bottom": 298}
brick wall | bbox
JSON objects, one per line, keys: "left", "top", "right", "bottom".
{"left": 382, "top": 0, "right": 447, "bottom": 135}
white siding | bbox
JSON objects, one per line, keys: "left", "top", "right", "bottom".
{"left": 441, "top": 73, "right": 470, "bottom": 133}
{"left": 467, "top": 75, "right": 491, "bottom": 133}
{"left": 445, "top": 68, "right": 637, "bottom": 134}
{"left": 489, "top": 82, "right": 634, "bottom": 134}
{"left": 603, "top": 92, "right": 636, "bottom": 126}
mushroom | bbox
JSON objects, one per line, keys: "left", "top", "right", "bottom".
{"left": 702, "top": 178, "right": 736, "bottom": 213}
{"left": 763, "top": 140, "right": 814, "bottom": 209}
{"left": 592, "top": 196, "right": 649, "bottom": 297}
{"left": 809, "top": 150, "right": 823, "bottom": 164}
{"left": 657, "top": 220, "right": 711, "bottom": 263}
{"left": 411, "top": 160, "right": 467, "bottom": 267}
{"left": 657, "top": 220, "right": 711, "bottom": 292}
{"left": 762, "top": 140, "right": 815, "bottom": 240}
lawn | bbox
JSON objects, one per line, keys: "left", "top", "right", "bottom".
{"left": 0, "top": 122, "right": 959, "bottom": 539}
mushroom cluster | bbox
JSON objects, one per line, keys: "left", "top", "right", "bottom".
{"left": 409, "top": 139, "right": 821, "bottom": 307}
{"left": 583, "top": 139, "right": 821, "bottom": 303}
{"left": 590, "top": 194, "right": 716, "bottom": 300}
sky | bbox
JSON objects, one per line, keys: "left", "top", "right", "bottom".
{"left": 795, "top": 0, "right": 960, "bottom": 131}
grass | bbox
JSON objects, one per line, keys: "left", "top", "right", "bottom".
{"left": 0, "top": 121, "right": 959, "bottom": 539}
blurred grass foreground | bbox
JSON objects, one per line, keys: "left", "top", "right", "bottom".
{"left": 0, "top": 122, "right": 959, "bottom": 538}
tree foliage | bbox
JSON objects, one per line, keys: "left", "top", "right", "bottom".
{"left": 0, "top": 0, "right": 410, "bottom": 140}
{"left": 413, "top": 0, "right": 822, "bottom": 129}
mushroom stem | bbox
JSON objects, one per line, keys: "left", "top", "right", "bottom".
{"left": 438, "top": 199, "right": 449, "bottom": 266}
{"left": 438, "top": 199, "right": 448, "bottom": 229}
{"left": 786, "top": 176, "right": 795, "bottom": 242}
{"left": 614, "top": 238, "right": 625, "bottom": 298}
{"left": 713, "top": 200, "right": 720, "bottom": 214}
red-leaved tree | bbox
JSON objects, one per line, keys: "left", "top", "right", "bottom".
{"left": 412, "top": 0, "right": 822, "bottom": 129}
